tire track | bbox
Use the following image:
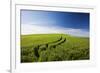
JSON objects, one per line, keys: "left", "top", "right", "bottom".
{"left": 34, "top": 36, "right": 66, "bottom": 58}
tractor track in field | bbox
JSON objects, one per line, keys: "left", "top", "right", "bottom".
{"left": 33, "top": 36, "right": 66, "bottom": 58}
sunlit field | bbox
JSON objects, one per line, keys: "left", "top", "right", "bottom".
{"left": 21, "top": 34, "right": 89, "bottom": 63}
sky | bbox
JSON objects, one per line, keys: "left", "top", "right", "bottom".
{"left": 21, "top": 10, "right": 89, "bottom": 37}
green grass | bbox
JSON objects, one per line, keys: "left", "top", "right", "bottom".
{"left": 21, "top": 34, "right": 89, "bottom": 63}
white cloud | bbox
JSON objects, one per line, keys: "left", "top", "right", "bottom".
{"left": 21, "top": 24, "right": 89, "bottom": 37}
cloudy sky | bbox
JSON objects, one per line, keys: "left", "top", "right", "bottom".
{"left": 21, "top": 10, "right": 89, "bottom": 37}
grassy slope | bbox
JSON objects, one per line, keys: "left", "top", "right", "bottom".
{"left": 21, "top": 34, "right": 89, "bottom": 62}
{"left": 21, "top": 34, "right": 61, "bottom": 47}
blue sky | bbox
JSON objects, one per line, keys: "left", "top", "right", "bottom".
{"left": 21, "top": 10, "right": 89, "bottom": 37}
